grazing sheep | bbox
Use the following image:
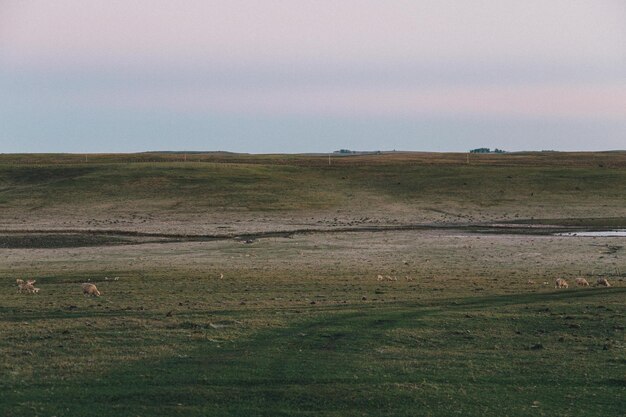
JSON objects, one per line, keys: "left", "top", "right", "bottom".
{"left": 377, "top": 275, "right": 397, "bottom": 282}
{"left": 26, "top": 280, "right": 39, "bottom": 294}
{"left": 24, "top": 283, "right": 39, "bottom": 294}
{"left": 575, "top": 278, "right": 590, "bottom": 287}
{"left": 17, "top": 279, "right": 38, "bottom": 294}
{"left": 596, "top": 277, "right": 611, "bottom": 287}
{"left": 555, "top": 278, "right": 569, "bottom": 289}
{"left": 24, "top": 285, "right": 39, "bottom": 294}
{"left": 82, "top": 283, "right": 101, "bottom": 297}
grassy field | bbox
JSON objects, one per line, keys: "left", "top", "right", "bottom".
{"left": 1, "top": 151, "right": 626, "bottom": 233}
{"left": 0, "top": 152, "right": 625, "bottom": 416}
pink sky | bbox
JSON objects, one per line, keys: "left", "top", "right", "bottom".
{"left": 1, "top": 1, "right": 625, "bottom": 151}
{"left": 53, "top": 83, "right": 624, "bottom": 121}
{"left": 3, "top": 1, "right": 625, "bottom": 68}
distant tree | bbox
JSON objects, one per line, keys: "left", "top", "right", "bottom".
{"left": 470, "top": 148, "right": 491, "bottom": 153}
{"left": 470, "top": 148, "right": 506, "bottom": 154}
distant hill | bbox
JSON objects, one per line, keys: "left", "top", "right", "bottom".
{"left": 0, "top": 152, "right": 625, "bottom": 232}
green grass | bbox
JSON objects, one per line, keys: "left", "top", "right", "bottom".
{"left": 0, "top": 163, "right": 348, "bottom": 211}
{"left": 1, "top": 153, "right": 626, "bottom": 221}
{"left": 335, "top": 164, "right": 626, "bottom": 206}
{"left": 1, "top": 286, "right": 624, "bottom": 417}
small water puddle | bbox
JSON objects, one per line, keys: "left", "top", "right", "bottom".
{"left": 556, "top": 230, "right": 626, "bottom": 237}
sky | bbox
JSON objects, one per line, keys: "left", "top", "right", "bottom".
{"left": 1, "top": 0, "right": 625, "bottom": 153}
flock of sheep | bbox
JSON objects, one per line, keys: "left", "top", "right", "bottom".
{"left": 373, "top": 274, "right": 613, "bottom": 289}
{"left": 554, "top": 277, "right": 611, "bottom": 289}
{"left": 373, "top": 275, "right": 613, "bottom": 289}
{"left": 15, "top": 279, "right": 101, "bottom": 297}
{"left": 377, "top": 274, "right": 413, "bottom": 281}
{"left": 14, "top": 275, "right": 613, "bottom": 298}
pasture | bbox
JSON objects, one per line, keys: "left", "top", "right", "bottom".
{"left": 0, "top": 152, "right": 624, "bottom": 416}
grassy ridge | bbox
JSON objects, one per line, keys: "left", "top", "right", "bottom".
{"left": 1, "top": 154, "right": 626, "bottom": 219}
{"left": 0, "top": 163, "right": 346, "bottom": 211}
{"left": 2, "top": 151, "right": 626, "bottom": 167}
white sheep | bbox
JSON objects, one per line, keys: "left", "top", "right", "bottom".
{"left": 555, "top": 278, "right": 569, "bottom": 289}
{"left": 16, "top": 279, "right": 38, "bottom": 294}
{"left": 82, "top": 283, "right": 101, "bottom": 297}
{"left": 596, "top": 277, "right": 611, "bottom": 287}
{"left": 575, "top": 278, "right": 590, "bottom": 287}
